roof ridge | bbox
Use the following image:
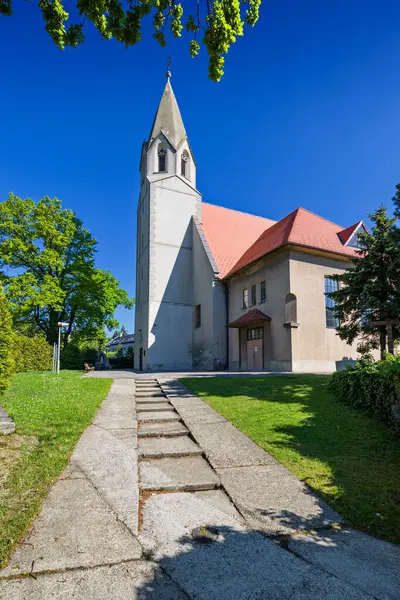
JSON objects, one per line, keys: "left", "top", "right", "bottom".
{"left": 202, "top": 202, "right": 275, "bottom": 223}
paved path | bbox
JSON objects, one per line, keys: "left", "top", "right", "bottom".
{"left": 0, "top": 375, "right": 398, "bottom": 599}
{"left": 0, "top": 407, "right": 15, "bottom": 434}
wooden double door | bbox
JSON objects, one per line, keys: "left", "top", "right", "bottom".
{"left": 247, "top": 327, "right": 264, "bottom": 370}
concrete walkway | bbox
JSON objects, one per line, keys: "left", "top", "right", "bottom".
{"left": 0, "top": 407, "right": 15, "bottom": 434}
{"left": 0, "top": 375, "right": 398, "bottom": 599}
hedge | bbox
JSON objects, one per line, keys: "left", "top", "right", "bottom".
{"left": 60, "top": 345, "right": 98, "bottom": 370}
{"left": 13, "top": 334, "right": 53, "bottom": 373}
{"left": 109, "top": 346, "right": 133, "bottom": 369}
{"left": 329, "top": 356, "right": 400, "bottom": 430}
{"left": 0, "top": 288, "right": 14, "bottom": 394}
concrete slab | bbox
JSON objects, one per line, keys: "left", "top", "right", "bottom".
{"left": 59, "top": 461, "right": 85, "bottom": 479}
{"left": 168, "top": 395, "right": 208, "bottom": 408}
{"left": 288, "top": 528, "right": 400, "bottom": 600}
{"left": 93, "top": 392, "right": 136, "bottom": 430}
{"left": 181, "top": 412, "right": 227, "bottom": 425}
{"left": 193, "top": 490, "right": 242, "bottom": 519}
{"left": 136, "top": 402, "right": 174, "bottom": 412}
{"left": 0, "top": 561, "right": 188, "bottom": 599}
{"left": 0, "top": 408, "right": 15, "bottom": 435}
{"left": 138, "top": 411, "right": 181, "bottom": 422}
{"left": 218, "top": 464, "right": 343, "bottom": 536}
{"left": 72, "top": 425, "right": 139, "bottom": 535}
{"left": 139, "top": 492, "right": 371, "bottom": 600}
{"left": 0, "top": 478, "right": 141, "bottom": 577}
{"left": 138, "top": 436, "right": 202, "bottom": 459}
{"left": 140, "top": 456, "right": 220, "bottom": 491}
{"left": 187, "top": 421, "right": 274, "bottom": 468}
{"left": 138, "top": 421, "right": 189, "bottom": 438}
{"left": 108, "top": 428, "right": 137, "bottom": 449}
{"left": 176, "top": 404, "right": 218, "bottom": 416}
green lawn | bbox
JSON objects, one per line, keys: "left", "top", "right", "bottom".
{"left": 0, "top": 371, "right": 112, "bottom": 567}
{"left": 181, "top": 375, "right": 400, "bottom": 543}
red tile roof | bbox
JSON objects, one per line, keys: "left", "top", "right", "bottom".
{"left": 201, "top": 203, "right": 276, "bottom": 278}
{"left": 229, "top": 309, "right": 271, "bottom": 328}
{"left": 337, "top": 221, "right": 362, "bottom": 244}
{"left": 224, "top": 207, "right": 358, "bottom": 279}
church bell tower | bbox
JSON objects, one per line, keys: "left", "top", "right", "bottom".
{"left": 134, "top": 74, "right": 202, "bottom": 371}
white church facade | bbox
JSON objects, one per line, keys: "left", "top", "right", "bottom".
{"left": 134, "top": 77, "right": 364, "bottom": 373}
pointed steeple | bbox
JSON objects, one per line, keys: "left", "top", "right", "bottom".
{"left": 148, "top": 78, "right": 187, "bottom": 149}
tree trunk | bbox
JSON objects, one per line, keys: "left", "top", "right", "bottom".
{"left": 380, "top": 327, "right": 386, "bottom": 360}
{"left": 46, "top": 310, "right": 59, "bottom": 345}
{"left": 387, "top": 323, "right": 394, "bottom": 354}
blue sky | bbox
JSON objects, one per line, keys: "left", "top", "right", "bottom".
{"left": 1, "top": 1, "right": 400, "bottom": 331}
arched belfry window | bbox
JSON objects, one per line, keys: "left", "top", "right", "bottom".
{"left": 181, "top": 150, "right": 189, "bottom": 179}
{"left": 158, "top": 144, "right": 167, "bottom": 172}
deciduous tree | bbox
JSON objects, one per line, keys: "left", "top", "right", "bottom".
{"left": 0, "top": 193, "right": 133, "bottom": 347}
{"left": 0, "top": 0, "right": 261, "bottom": 81}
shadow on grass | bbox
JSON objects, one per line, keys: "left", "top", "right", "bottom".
{"left": 180, "top": 375, "right": 400, "bottom": 543}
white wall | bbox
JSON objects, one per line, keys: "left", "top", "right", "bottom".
{"left": 145, "top": 158, "right": 201, "bottom": 371}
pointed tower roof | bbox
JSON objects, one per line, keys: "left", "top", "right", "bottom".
{"left": 148, "top": 78, "right": 187, "bottom": 149}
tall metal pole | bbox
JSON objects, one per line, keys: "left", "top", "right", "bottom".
{"left": 57, "top": 326, "right": 61, "bottom": 375}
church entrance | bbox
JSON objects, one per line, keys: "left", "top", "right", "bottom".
{"left": 247, "top": 327, "right": 264, "bottom": 370}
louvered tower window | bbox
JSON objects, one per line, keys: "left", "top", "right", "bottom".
{"left": 181, "top": 150, "right": 189, "bottom": 178}
{"left": 158, "top": 145, "right": 167, "bottom": 172}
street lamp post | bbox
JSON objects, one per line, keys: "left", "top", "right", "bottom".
{"left": 57, "top": 322, "right": 69, "bottom": 374}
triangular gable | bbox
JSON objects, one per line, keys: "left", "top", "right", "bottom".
{"left": 339, "top": 221, "right": 368, "bottom": 248}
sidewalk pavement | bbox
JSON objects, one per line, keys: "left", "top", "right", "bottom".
{"left": 0, "top": 375, "right": 398, "bottom": 600}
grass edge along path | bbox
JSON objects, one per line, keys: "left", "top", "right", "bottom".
{"left": 0, "top": 370, "right": 112, "bottom": 568}
{"left": 181, "top": 375, "right": 400, "bottom": 543}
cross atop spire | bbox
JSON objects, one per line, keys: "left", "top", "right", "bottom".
{"left": 166, "top": 56, "right": 172, "bottom": 80}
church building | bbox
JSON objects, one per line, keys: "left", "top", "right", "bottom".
{"left": 134, "top": 76, "right": 365, "bottom": 373}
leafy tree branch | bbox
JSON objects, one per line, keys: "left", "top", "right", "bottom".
{"left": 0, "top": 0, "right": 261, "bottom": 81}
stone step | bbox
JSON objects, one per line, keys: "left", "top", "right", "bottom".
{"left": 135, "top": 385, "right": 161, "bottom": 390}
{"left": 136, "top": 403, "right": 174, "bottom": 413}
{"left": 135, "top": 392, "right": 165, "bottom": 399}
{"left": 137, "top": 411, "right": 181, "bottom": 423}
{"left": 135, "top": 397, "right": 171, "bottom": 405}
{"left": 138, "top": 421, "right": 189, "bottom": 438}
{"left": 140, "top": 456, "right": 220, "bottom": 492}
{"left": 138, "top": 436, "right": 202, "bottom": 459}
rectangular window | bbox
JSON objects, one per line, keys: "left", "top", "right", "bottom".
{"left": 324, "top": 276, "right": 340, "bottom": 328}
{"left": 242, "top": 289, "right": 248, "bottom": 309}
{"left": 260, "top": 281, "right": 267, "bottom": 303}
{"left": 251, "top": 284, "right": 257, "bottom": 306}
{"left": 195, "top": 304, "right": 201, "bottom": 328}
{"left": 247, "top": 327, "right": 264, "bottom": 340}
